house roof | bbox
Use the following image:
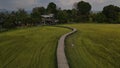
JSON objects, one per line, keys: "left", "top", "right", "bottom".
{"left": 41, "top": 14, "right": 54, "bottom": 18}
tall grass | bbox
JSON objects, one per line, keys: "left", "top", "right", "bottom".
{"left": 65, "top": 24, "right": 120, "bottom": 68}
{"left": 0, "top": 26, "right": 70, "bottom": 68}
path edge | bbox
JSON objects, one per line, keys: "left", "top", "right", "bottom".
{"left": 54, "top": 26, "right": 77, "bottom": 68}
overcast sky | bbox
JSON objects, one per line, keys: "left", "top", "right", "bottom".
{"left": 0, "top": 0, "right": 120, "bottom": 11}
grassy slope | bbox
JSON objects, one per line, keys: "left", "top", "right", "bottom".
{"left": 64, "top": 24, "right": 120, "bottom": 68}
{"left": 0, "top": 26, "right": 70, "bottom": 68}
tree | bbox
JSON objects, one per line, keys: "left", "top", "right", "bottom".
{"left": 0, "top": 12, "right": 6, "bottom": 28}
{"left": 47, "top": 2, "right": 57, "bottom": 14}
{"left": 31, "top": 7, "right": 46, "bottom": 24}
{"left": 31, "top": 7, "right": 45, "bottom": 17}
{"left": 71, "top": 9, "right": 77, "bottom": 22}
{"left": 56, "top": 10, "right": 68, "bottom": 23}
{"left": 92, "top": 12, "right": 106, "bottom": 23}
{"left": 118, "top": 12, "right": 120, "bottom": 23}
{"left": 63, "top": 10, "right": 72, "bottom": 22}
{"left": 102, "top": 5, "right": 120, "bottom": 23}
{"left": 16, "top": 9, "right": 29, "bottom": 26}
{"left": 3, "top": 13, "right": 16, "bottom": 29}
{"left": 75, "top": 1, "right": 92, "bottom": 22}
{"left": 77, "top": 1, "right": 92, "bottom": 15}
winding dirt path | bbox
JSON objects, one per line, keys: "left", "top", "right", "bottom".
{"left": 57, "top": 26, "right": 77, "bottom": 68}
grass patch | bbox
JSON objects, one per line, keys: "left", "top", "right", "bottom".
{"left": 64, "top": 24, "right": 120, "bottom": 68}
{"left": 0, "top": 26, "right": 70, "bottom": 68}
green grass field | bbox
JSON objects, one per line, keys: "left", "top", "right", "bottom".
{"left": 0, "top": 26, "right": 70, "bottom": 68}
{"left": 0, "top": 24, "right": 120, "bottom": 68}
{"left": 64, "top": 24, "right": 120, "bottom": 68}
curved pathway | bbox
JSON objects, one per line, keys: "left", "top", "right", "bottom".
{"left": 57, "top": 26, "right": 77, "bottom": 68}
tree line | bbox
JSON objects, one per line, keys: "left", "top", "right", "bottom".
{"left": 0, "top": 1, "right": 120, "bottom": 30}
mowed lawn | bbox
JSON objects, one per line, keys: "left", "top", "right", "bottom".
{"left": 64, "top": 24, "right": 120, "bottom": 68}
{"left": 0, "top": 26, "right": 70, "bottom": 68}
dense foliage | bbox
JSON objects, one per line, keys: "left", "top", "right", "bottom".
{"left": 102, "top": 5, "right": 120, "bottom": 23}
{"left": 47, "top": 2, "right": 57, "bottom": 14}
{"left": 76, "top": 1, "right": 91, "bottom": 15}
{"left": 0, "top": 1, "right": 120, "bottom": 30}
